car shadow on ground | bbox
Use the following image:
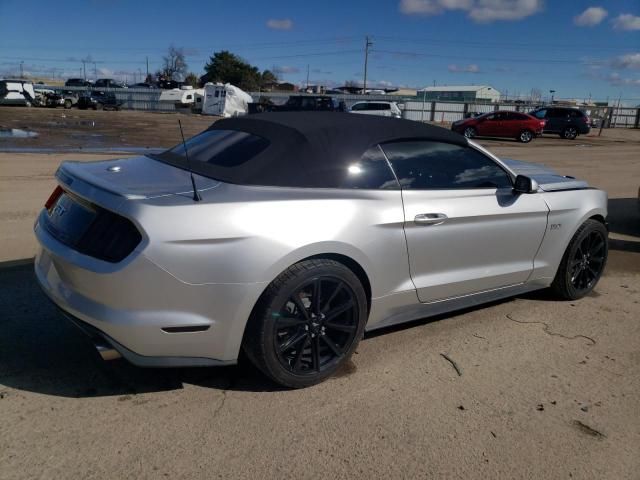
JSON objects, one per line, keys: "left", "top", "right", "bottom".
{"left": 0, "top": 261, "right": 285, "bottom": 398}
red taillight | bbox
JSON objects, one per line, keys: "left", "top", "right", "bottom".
{"left": 540, "top": 120, "right": 546, "bottom": 127}
{"left": 45, "top": 186, "right": 64, "bottom": 210}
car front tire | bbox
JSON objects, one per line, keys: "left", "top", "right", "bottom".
{"left": 243, "top": 259, "right": 368, "bottom": 388}
{"left": 463, "top": 126, "right": 476, "bottom": 139}
{"left": 550, "top": 219, "right": 608, "bottom": 300}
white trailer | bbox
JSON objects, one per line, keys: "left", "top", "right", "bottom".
{"left": 0, "top": 80, "right": 37, "bottom": 106}
{"left": 202, "top": 83, "right": 252, "bottom": 117}
{"left": 158, "top": 86, "right": 199, "bottom": 108}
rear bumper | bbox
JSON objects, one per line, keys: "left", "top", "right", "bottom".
{"left": 34, "top": 215, "right": 266, "bottom": 366}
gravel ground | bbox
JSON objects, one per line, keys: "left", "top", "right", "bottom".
{"left": 1, "top": 108, "right": 639, "bottom": 479}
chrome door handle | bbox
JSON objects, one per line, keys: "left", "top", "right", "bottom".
{"left": 414, "top": 213, "right": 448, "bottom": 225}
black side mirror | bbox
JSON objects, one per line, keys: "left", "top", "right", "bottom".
{"left": 513, "top": 174, "right": 538, "bottom": 194}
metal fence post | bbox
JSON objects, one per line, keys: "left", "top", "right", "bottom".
{"left": 634, "top": 108, "right": 640, "bottom": 129}
{"left": 429, "top": 102, "right": 435, "bottom": 122}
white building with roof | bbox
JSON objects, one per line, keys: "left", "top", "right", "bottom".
{"left": 418, "top": 85, "right": 500, "bottom": 103}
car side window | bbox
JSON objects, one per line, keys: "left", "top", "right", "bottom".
{"left": 533, "top": 109, "right": 546, "bottom": 119}
{"left": 380, "top": 141, "right": 512, "bottom": 190}
{"left": 368, "top": 103, "right": 390, "bottom": 111}
{"left": 569, "top": 110, "right": 583, "bottom": 118}
{"left": 338, "top": 145, "right": 399, "bottom": 190}
{"left": 351, "top": 103, "right": 365, "bottom": 111}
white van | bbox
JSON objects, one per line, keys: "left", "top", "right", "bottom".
{"left": 349, "top": 101, "right": 402, "bottom": 118}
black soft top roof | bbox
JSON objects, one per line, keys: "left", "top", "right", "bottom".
{"left": 204, "top": 112, "right": 468, "bottom": 187}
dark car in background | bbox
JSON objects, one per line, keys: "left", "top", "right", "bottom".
{"left": 94, "top": 78, "right": 127, "bottom": 89}
{"left": 65, "top": 78, "right": 92, "bottom": 87}
{"left": 529, "top": 107, "right": 590, "bottom": 139}
{"left": 451, "top": 111, "right": 545, "bottom": 143}
{"left": 249, "top": 95, "right": 338, "bottom": 114}
{"left": 76, "top": 91, "right": 122, "bottom": 110}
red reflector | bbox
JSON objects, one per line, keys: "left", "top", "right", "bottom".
{"left": 45, "top": 186, "right": 64, "bottom": 210}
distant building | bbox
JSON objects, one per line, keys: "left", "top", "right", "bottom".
{"left": 418, "top": 85, "right": 500, "bottom": 103}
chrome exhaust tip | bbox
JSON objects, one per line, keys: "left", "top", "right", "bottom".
{"left": 95, "top": 342, "right": 122, "bottom": 361}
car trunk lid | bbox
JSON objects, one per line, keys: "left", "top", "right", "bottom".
{"left": 57, "top": 155, "right": 220, "bottom": 200}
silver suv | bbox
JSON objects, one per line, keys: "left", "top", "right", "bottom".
{"left": 349, "top": 101, "right": 402, "bottom": 118}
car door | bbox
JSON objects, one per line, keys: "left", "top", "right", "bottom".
{"left": 381, "top": 141, "right": 549, "bottom": 303}
{"left": 501, "top": 112, "right": 521, "bottom": 137}
{"left": 477, "top": 113, "right": 501, "bottom": 136}
{"left": 545, "top": 108, "right": 568, "bottom": 132}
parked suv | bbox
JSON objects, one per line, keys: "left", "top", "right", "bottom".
{"left": 529, "top": 107, "right": 590, "bottom": 139}
{"left": 94, "top": 78, "right": 126, "bottom": 89}
{"left": 76, "top": 91, "right": 122, "bottom": 110}
{"left": 349, "top": 101, "right": 402, "bottom": 118}
{"left": 65, "top": 78, "right": 92, "bottom": 87}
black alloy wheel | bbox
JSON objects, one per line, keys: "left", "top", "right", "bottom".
{"left": 569, "top": 230, "right": 606, "bottom": 291}
{"left": 551, "top": 219, "right": 608, "bottom": 300}
{"left": 243, "top": 259, "right": 367, "bottom": 388}
{"left": 273, "top": 277, "right": 358, "bottom": 375}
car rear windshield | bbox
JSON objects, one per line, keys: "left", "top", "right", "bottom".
{"left": 149, "top": 129, "right": 270, "bottom": 171}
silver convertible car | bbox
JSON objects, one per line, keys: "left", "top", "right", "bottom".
{"left": 34, "top": 112, "right": 608, "bottom": 387}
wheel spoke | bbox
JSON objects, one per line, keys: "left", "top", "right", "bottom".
{"left": 278, "top": 331, "right": 307, "bottom": 353}
{"left": 312, "top": 278, "right": 321, "bottom": 316}
{"left": 324, "top": 300, "right": 354, "bottom": 322}
{"left": 312, "top": 336, "right": 321, "bottom": 372}
{"left": 276, "top": 315, "right": 307, "bottom": 328}
{"left": 293, "top": 336, "right": 310, "bottom": 371}
{"left": 321, "top": 282, "right": 343, "bottom": 313}
{"left": 321, "top": 335, "right": 342, "bottom": 356}
{"left": 324, "top": 321, "right": 356, "bottom": 333}
{"left": 292, "top": 295, "right": 310, "bottom": 321}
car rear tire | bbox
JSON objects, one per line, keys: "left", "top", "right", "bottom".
{"left": 518, "top": 130, "right": 533, "bottom": 143}
{"left": 463, "top": 127, "right": 476, "bottom": 139}
{"left": 561, "top": 127, "right": 578, "bottom": 140}
{"left": 243, "top": 259, "right": 368, "bottom": 388}
{"left": 64, "top": 99, "right": 72, "bottom": 109}
{"left": 550, "top": 219, "right": 608, "bottom": 300}
{"left": 95, "top": 103, "right": 103, "bottom": 111}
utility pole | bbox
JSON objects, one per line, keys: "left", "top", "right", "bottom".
{"left": 306, "top": 64, "right": 310, "bottom": 91}
{"left": 19, "top": 61, "right": 24, "bottom": 78}
{"left": 549, "top": 89, "right": 555, "bottom": 104}
{"left": 82, "top": 60, "right": 86, "bottom": 81}
{"left": 362, "top": 35, "right": 372, "bottom": 94}
{"left": 146, "top": 56, "right": 149, "bottom": 79}
{"left": 94, "top": 62, "right": 97, "bottom": 80}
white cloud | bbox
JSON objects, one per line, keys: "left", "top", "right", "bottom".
{"left": 612, "top": 53, "right": 640, "bottom": 70}
{"left": 448, "top": 63, "right": 481, "bottom": 73}
{"left": 266, "top": 18, "right": 293, "bottom": 30}
{"left": 400, "top": 0, "right": 542, "bottom": 22}
{"left": 607, "top": 72, "right": 640, "bottom": 87}
{"left": 612, "top": 14, "right": 640, "bottom": 31}
{"left": 468, "top": 0, "right": 543, "bottom": 22}
{"left": 574, "top": 7, "right": 608, "bottom": 26}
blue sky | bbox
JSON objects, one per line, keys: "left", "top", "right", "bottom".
{"left": 1, "top": 0, "right": 639, "bottom": 102}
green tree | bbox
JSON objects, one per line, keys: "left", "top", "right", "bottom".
{"left": 261, "top": 69, "right": 278, "bottom": 87}
{"left": 201, "top": 51, "right": 263, "bottom": 91}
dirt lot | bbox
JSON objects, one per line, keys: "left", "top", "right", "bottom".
{"left": 1, "top": 108, "right": 639, "bottom": 479}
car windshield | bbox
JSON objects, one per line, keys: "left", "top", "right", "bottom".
{"left": 149, "top": 129, "right": 270, "bottom": 174}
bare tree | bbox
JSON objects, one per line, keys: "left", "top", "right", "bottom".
{"left": 162, "top": 45, "right": 188, "bottom": 81}
{"left": 530, "top": 88, "right": 542, "bottom": 104}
